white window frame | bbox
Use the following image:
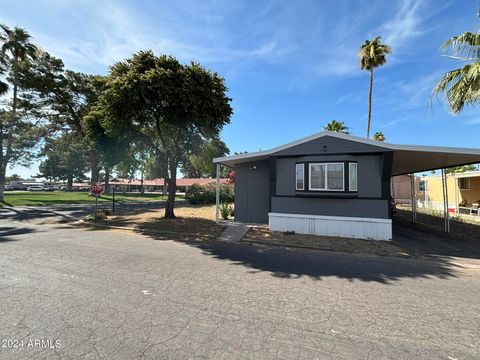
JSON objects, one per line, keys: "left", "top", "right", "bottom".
{"left": 309, "top": 162, "right": 344, "bottom": 191}
{"left": 459, "top": 177, "right": 470, "bottom": 190}
{"left": 295, "top": 163, "right": 305, "bottom": 190}
{"left": 349, "top": 163, "right": 357, "bottom": 192}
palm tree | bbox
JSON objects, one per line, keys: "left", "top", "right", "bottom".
{"left": 372, "top": 131, "right": 386, "bottom": 141}
{"left": 359, "top": 36, "right": 391, "bottom": 139}
{"left": 323, "top": 120, "right": 349, "bottom": 134}
{"left": 0, "top": 25, "right": 37, "bottom": 201}
{"left": 1, "top": 25, "right": 38, "bottom": 125}
{"left": 432, "top": 31, "right": 480, "bottom": 113}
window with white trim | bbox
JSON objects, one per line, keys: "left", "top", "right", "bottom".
{"left": 295, "top": 163, "right": 304, "bottom": 190}
{"left": 309, "top": 163, "right": 344, "bottom": 191}
{"left": 349, "top": 163, "right": 357, "bottom": 191}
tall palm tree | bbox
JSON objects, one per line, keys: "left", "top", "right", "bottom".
{"left": 323, "top": 120, "right": 349, "bottom": 134}
{"left": 372, "top": 131, "right": 386, "bottom": 141}
{"left": 432, "top": 31, "right": 480, "bottom": 113}
{"left": 1, "top": 25, "right": 38, "bottom": 126}
{"left": 359, "top": 36, "right": 391, "bottom": 139}
{"left": 0, "top": 25, "right": 37, "bottom": 201}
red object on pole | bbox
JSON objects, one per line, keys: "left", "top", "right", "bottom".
{"left": 90, "top": 182, "right": 104, "bottom": 196}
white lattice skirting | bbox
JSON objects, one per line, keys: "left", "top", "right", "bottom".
{"left": 268, "top": 213, "right": 392, "bottom": 241}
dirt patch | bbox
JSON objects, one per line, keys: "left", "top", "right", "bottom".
{"left": 243, "top": 226, "right": 411, "bottom": 258}
{"left": 96, "top": 204, "right": 226, "bottom": 239}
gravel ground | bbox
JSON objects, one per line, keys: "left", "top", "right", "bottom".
{"left": 243, "top": 226, "right": 411, "bottom": 257}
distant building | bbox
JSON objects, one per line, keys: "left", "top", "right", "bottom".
{"left": 391, "top": 174, "right": 413, "bottom": 204}
{"left": 107, "top": 178, "right": 228, "bottom": 193}
{"left": 417, "top": 171, "right": 480, "bottom": 213}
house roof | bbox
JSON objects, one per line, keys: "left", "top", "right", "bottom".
{"left": 213, "top": 131, "right": 480, "bottom": 176}
{"left": 109, "top": 178, "right": 228, "bottom": 186}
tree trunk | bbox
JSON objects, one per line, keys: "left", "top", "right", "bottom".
{"left": 67, "top": 174, "right": 73, "bottom": 191}
{"left": 0, "top": 165, "right": 6, "bottom": 202}
{"left": 366, "top": 68, "right": 373, "bottom": 139}
{"left": 104, "top": 167, "right": 110, "bottom": 193}
{"left": 140, "top": 169, "right": 144, "bottom": 194}
{"left": 163, "top": 178, "right": 167, "bottom": 195}
{"left": 89, "top": 149, "right": 100, "bottom": 183}
{"left": 164, "top": 161, "right": 177, "bottom": 218}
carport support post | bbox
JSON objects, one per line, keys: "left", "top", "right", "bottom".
{"left": 410, "top": 174, "right": 416, "bottom": 222}
{"left": 215, "top": 163, "right": 220, "bottom": 223}
{"left": 441, "top": 168, "right": 450, "bottom": 233}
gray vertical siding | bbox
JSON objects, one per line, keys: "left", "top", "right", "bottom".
{"left": 234, "top": 160, "right": 270, "bottom": 223}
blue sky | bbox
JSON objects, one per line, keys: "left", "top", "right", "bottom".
{"left": 3, "top": 0, "right": 480, "bottom": 178}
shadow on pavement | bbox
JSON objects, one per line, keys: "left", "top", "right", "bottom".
{"left": 137, "top": 229, "right": 461, "bottom": 284}
{"left": 0, "top": 226, "right": 36, "bottom": 242}
{"left": 0, "top": 206, "right": 88, "bottom": 222}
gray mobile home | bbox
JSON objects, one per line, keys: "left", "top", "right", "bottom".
{"left": 214, "top": 131, "right": 480, "bottom": 240}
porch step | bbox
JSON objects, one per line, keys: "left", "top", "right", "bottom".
{"left": 217, "top": 223, "right": 250, "bottom": 243}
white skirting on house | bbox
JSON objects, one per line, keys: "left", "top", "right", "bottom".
{"left": 268, "top": 212, "right": 392, "bottom": 241}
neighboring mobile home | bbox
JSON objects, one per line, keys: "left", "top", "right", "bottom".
{"left": 214, "top": 131, "right": 480, "bottom": 240}
{"left": 417, "top": 171, "right": 480, "bottom": 213}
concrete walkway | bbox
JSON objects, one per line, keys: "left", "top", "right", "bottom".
{"left": 217, "top": 222, "right": 250, "bottom": 243}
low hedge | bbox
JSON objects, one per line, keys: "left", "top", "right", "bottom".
{"left": 186, "top": 183, "right": 234, "bottom": 204}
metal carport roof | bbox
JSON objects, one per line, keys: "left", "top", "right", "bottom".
{"left": 214, "top": 131, "right": 480, "bottom": 175}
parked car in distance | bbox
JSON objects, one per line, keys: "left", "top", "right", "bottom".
{"left": 27, "top": 185, "right": 45, "bottom": 191}
{"left": 4, "top": 184, "right": 14, "bottom": 191}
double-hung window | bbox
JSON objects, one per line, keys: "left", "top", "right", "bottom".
{"left": 295, "top": 163, "right": 305, "bottom": 190}
{"left": 309, "top": 163, "right": 344, "bottom": 191}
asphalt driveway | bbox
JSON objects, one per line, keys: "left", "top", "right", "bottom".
{"left": 1, "top": 220, "right": 479, "bottom": 359}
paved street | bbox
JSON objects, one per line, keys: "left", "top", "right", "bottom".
{"left": 1, "top": 215, "right": 480, "bottom": 359}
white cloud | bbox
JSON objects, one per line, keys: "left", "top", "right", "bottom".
{"left": 22, "top": 1, "right": 296, "bottom": 74}
{"left": 382, "top": 0, "right": 426, "bottom": 50}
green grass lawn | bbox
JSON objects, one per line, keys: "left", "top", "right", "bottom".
{"left": 1, "top": 191, "right": 184, "bottom": 207}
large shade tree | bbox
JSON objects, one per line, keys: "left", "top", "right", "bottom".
{"left": 359, "top": 36, "right": 391, "bottom": 139}
{"left": 181, "top": 137, "right": 229, "bottom": 178}
{"left": 38, "top": 133, "right": 88, "bottom": 190}
{"left": 91, "top": 51, "right": 232, "bottom": 217}
{"left": 432, "top": 31, "right": 480, "bottom": 113}
{"left": 0, "top": 25, "right": 39, "bottom": 201}
{"left": 22, "top": 51, "right": 106, "bottom": 182}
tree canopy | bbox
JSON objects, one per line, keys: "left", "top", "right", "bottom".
{"left": 323, "top": 120, "right": 349, "bottom": 134}
{"left": 38, "top": 133, "right": 88, "bottom": 189}
{"left": 91, "top": 51, "right": 233, "bottom": 217}
{"left": 359, "top": 36, "right": 391, "bottom": 139}
{"left": 372, "top": 131, "right": 386, "bottom": 141}
{"left": 432, "top": 31, "right": 480, "bottom": 113}
{"left": 0, "top": 24, "right": 41, "bottom": 201}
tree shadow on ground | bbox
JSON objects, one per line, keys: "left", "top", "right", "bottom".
{"left": 0, "top": 206, "right": 88, "bottom": 223}
{"left": 0, "top": 226, "right": 36, "bottom": 242}
{"left": 133, "top": 228, "right": 462, "bottom": 285}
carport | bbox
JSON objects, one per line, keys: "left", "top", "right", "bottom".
{"left": 388, "top": 143, "right": 480, "bottom": 233}
{"left": 214, "top": 131, "right": 480, "bottom": 238}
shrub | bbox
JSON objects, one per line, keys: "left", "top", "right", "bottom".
{"left": 220, "top": 203, "right": 233, "bottom": 220}
{"left": 186, "top": 182, "right": 234, "bottom": 204}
